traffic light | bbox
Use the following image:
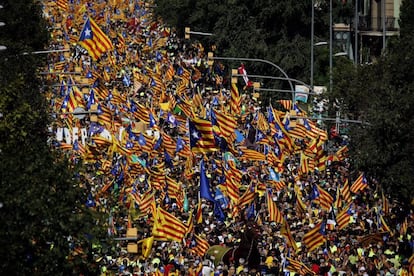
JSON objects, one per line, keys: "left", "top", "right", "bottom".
{"left": 126, "top": 228, "right": 138, "bottom": 253}
{"left": 231, "top": 69, "right": 238, "bottom": 84}
{"left": 207, "top": 52, "right": 214, "bottom": 66}
{"left": 185, "top": 27, "right": 190, "bottom": 39}
{"left": 90, "top": 104, "right": 98, "bottom": 123}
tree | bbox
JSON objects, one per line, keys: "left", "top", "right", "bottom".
{"left": 0, "top": 1, "right": 106, "bottom": 274}
{"left": 332, "top": 0, "right": 414, "bottom": 205}
{"left": 155, "top": 0, "right": 355, "bottom": 105}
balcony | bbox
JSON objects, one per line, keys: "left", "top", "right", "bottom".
{"left": 358, "top": 15, "right": 398, "bottom": 32}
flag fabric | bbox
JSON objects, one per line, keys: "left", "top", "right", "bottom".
{"left": 266, "top": 190, "right": 283, "bottom": 223}
{"left": 213, "top": 110, "right": 237, "bottom": 138}
{"left": 238, "top": 185, "right": 255, "bottom": 207}
{"left": 245, "top": 203, "right": 256, "bottom": 220}
{"left": 303, "top": 221, "right": 327, "bottom": 252}
{"left": 357, "top": 232, "right": 387, "bottom": 246}
{"left": 238, "top": 63, "right": 253, "bottom": 88}
{"left": 189, "top": 234, "right": 210, "bottom": 256}
{"left": 278, "top": 100, "right": 292, "bottom": 111}
{"left": 341, "top": 179, "right": 352, "bottom": 204}
{"left": 213, "top": 202, "right": 226, "bottom": 222}
{"left": 152, "top": 207, "right": 187, "bottom": 242}
{"left": 239, "top": 146, "right": 266, "bottom": 161}
{"left": 285, "top": 257, "right": 315, "bottom": 275}
{"left": 255, "top": 111, "right": 270, "bottom": 133}
{"left": 195, "top": 197, "right": 203, "bottom": 224}
{"left": 224, "top": 168, "right": 241, "bottom": 204}
{"left": 408, "top": 254, "right": 414, "bottom": 276}
{"left": 230, "top": 83, "right": 241, "bottom": 114}
{"left": 336, "top": 204, "right": 352, "bottom": 230}
{"left": 350, "top": 173, "right": 368, "bottom": 193}
{"left": 185, "top": 211, "right": 194, "bottom": 235}
{"left": 378, "top": 212, "right": 393, "bottom": 235}
{"left": 299, "top": 153, "right": 309, "bottom": 175}
{"left": 294, "top": 85, "right": 309, "bottom": 103}
{"left": 381, "top": 191, "right": 389, "bottom": 215}
{"left": 63, "top": 78, "right": 85, "bottom": 113}
{"left": 56, "top": 0, "right": 69, "bottom": 12}
{"left": 78, "top": 17, "right": 113, "bottom": 60}
{"left": 272, "top": 115, "right": 293, "bottom": 152}
{"left": 139, "top": 236, "right": 154, "bottom": 258}
{"left": 214, "top": 187, "right": 229, "bottom": 209}
{"left": 400, "top": 217, "right": 408, "bottom": 236}
{"left": 294, "top": 185, "right": 307, "bottom": 214}
{"left": 200, "top": 159, "right": 215, "bottom": 202}
{"left": 135, "top": 190, "right": 155, "bottom": 216}
{"left": 317, "top": 185, "right": 334, "bottom": 211}
{"left": 281, "top": 218, "right": 298, "bottom": 252}
{"left": 189, "top": 117, "right": 217, "bottom": 153}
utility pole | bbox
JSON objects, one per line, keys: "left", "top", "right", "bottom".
{"left": 354, "top": 0, "right": 359, "bottom": 64}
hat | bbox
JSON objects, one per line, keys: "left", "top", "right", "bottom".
{"left": 239, "top": 258, "right": 245, "bottom": 264}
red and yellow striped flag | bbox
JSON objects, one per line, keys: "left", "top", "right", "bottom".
{"left": 224, "top": 171, "right": 240, "bottom": 204}
{"left": 152, "top": 207, "right": 187, "bottom": 242}
{"left": 78, "top": 17, "right": 113, "bottom": 61}
{"left": 137, "top": 191, "right": 155, "bottom": 216}
{"left": 286, "top": 257, "right": 315, "bottom": 275}
{"left": 239, "top": 146, "right": 266, "bottom": 161}
{"left": 56, "top": 0, "right": 69, "bottom": 11}
{"left": 341, "top": 179, "right": 352, "bottom": 204}
{"left": 190, "top": 234, "right": 210, "bottom": 256}
{"left": 336, "top": 204, "right": 352, "bottom": 230}
{"left": 214, "top": 110, "right": 237, "bottom": 138}
{"left": 317, "top": 185, "right": 334, "bottom": 211}
{"left": 281, "top": 218, "right": 298, "bottom": 252}
{"left": 238, "top": 186, "right": 255, "bottom": 208}
{"left": 195, "top": 200, "right": 203, "bottom": 224}
{"left": 266, "top": 190, "right": 283, "bottom": 223}
{"left": 350, "top": 173, "right": 368, "bottom": 194}
{"left": 230, "top": 83, "right": 241, "bottom": 114}
{"left": 188, "top": 117, "right": 217, "bottom": 153}
{"left": 303, "top": 222, "right": 327, "bottom": 252}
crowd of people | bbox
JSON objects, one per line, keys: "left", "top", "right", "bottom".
{"left": 42, "top": 1, "right": 413, "bottom": 275}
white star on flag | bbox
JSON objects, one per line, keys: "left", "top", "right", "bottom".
{"left": 84, "top": 28, "right": 91, "bottom": 38}
{"left": 191, "top": 131, "right": 199, "bottom": 139}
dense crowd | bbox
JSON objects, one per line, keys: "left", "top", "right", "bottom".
{"left": 42, "top": 1, "right": 413, "bottom": 275}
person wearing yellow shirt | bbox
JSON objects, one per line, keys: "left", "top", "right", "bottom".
{"left": 265, "top": 249, "right": 277, "bottom": 268}
{"left": 236, "top": 258, "right": 246, "bottom": 274}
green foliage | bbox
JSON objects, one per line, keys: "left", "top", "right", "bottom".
{"left": 398, "top": 0, "right": 414, "bottom": 39}
{"left": 332, "top": 0, "right": 414, "bottom": 204}
{"left": 0, "top": 1, "right": 107, "bottom": 274}
{"left": 0, "top": 1, "right": 49, "bottom": 55}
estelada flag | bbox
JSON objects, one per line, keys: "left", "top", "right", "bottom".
{"left": 78, "top": 17, "right": 113, "bottom": 60}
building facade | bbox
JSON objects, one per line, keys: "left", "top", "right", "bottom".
{"left": 358, "top": 0, "right": 401, "bottom": 62}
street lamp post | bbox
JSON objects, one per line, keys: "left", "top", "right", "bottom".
{"left": 329, "top": 0, "right": 333, "bottom": 94}
{"left": 311, "top": 40, "right": 328, "bottom": 95}
{"left": 354, "top": 0, "right": 359, "bottom": 64}
{"left": 311, "top": 0, "right": 315, "bottom": 91}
